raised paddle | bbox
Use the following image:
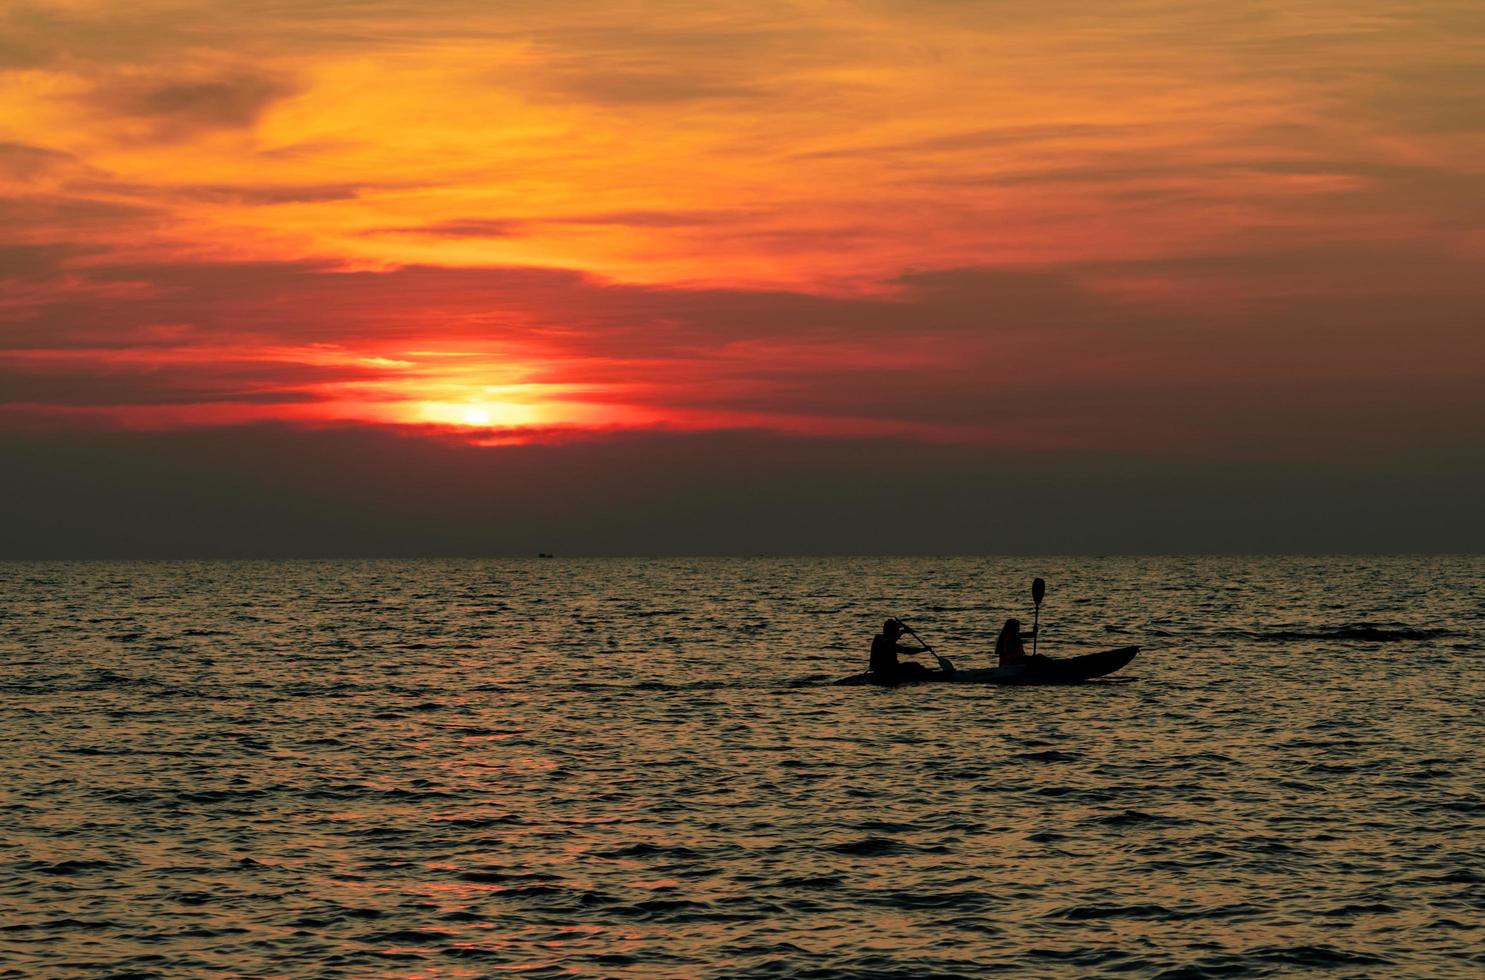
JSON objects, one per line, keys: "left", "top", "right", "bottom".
{"left": 895, "top": 618, "right": 955, "bottom": 673}
{"left": 1031, "top": 577, "right": 1046, "bottom": 657}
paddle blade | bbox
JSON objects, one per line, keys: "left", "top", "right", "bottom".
{"left": 1032, "top": 577, "right": 1046, "bottom": 606}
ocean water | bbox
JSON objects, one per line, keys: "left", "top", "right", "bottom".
{"left": 1, "top": 556, "right": 1481, "bottom": 978}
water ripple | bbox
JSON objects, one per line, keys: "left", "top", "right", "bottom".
{"left": 1, "top": 556, "right": 1481, "bottom": 976}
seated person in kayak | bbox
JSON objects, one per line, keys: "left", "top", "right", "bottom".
{"left": 870, "top": 619, "right": 940, "bottom": 680}
{"left": 995, "top": 617, "right": 1043, "bottom": 668}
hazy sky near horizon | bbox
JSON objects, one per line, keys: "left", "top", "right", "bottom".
{"left": 2, "top": 1, "right": 1483, "bottom": 552}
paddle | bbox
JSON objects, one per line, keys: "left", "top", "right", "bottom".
{"left": 1031, "top": 577, "right": 1045, "bottom": 657}
{"left": 895, "top": 618, "right": 954, "bottom": 672}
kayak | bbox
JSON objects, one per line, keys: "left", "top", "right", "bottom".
{"left": 833, "top": 646, "right": 1139, "bottom": 686}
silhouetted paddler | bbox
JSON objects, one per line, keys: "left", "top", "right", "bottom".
{"left": 869, "top": 618, "right": 939, "bottom": 682}
{"left": 995, "top": 617, "right": 1044, "bottom": 669}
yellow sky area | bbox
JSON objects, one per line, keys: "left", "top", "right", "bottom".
{"left": 8, "top": 1, "right": 1460, "bottom": 291}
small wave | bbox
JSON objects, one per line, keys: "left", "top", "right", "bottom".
{"left": 1051, "top": 903, "right": 1178, "bottom": 921}
{"left": 20, "top": 918, "right": 117, "bottom": 931}
{"left": 362, "top": 928, "right": 454, "bottom": 944}
{"left": 1157, "top": 944, "right": 1393, "bottom": 977}
{"left": 612, "top": 897, "right": 762, "bottom": 923}
{"left": 859, "top": 889, "right": 992, "bottom": 911}
{"left": 1013, "top": 749, "right": 1081, "bottom": 763}
{"left": 428, "top": 725, "right": 518, "bottom": 736}
{"left": 441, "top": 944, "right": 505, "bottom": 960}
{"left": 1317, "top": 902, "right": 1397, "bottom": 917}
{"left": 1242, "top": 624, "right": 1457, "bottom": 643}
{"left": 1052, "top": 902, "right": 1264, "bottom": 922}
{"left": 824, "top": 837, "right": 949, "bottom": 856}
{"left": 83, "top": 668, "right": 164, "bottom": 688}
{"left": 631, "top": 680, "right": 729, "bottom": 691}
{"left": 1426, "top": 918, "right": 1475, "bottom": 931}
{"left": 1029, "top": 947, "right": 1145, "bottom": 968}
{"left": 1096, "top": 809, "right": 1191, "bottom": 827}
{"left": 777, "top": 874, "right": 843, "bottom": 889}
{"left": 435, "top": 814, "right": 524, "bottom": 828}
{"left": 1034, "top": 786, "right": 1119, "bottom": 802}
{"left": 1249, "top": 944, "right": 1392, "bottom": 967}
{"left": 593, "top": 842, "right": 706, "bottom": 861}
{"left": 455, "top": 870, "right": 539, "bottom": 884}
{"left": 848, "top": 819, "right": 915, "bottom": 833}
{"left": 24, "top": 859, "right": 119, "bottom": 876}
{"left": 495, "top": 883, "right": 574, "bottom": 899}
{"left": 1425, "top": 869, "right": 1484, "bottom": 885}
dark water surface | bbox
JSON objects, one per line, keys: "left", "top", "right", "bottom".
{"left": 2, "top": 557, "right": 1481, "bottom": 977}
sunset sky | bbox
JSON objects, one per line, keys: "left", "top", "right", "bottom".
{"left": 3, "top": 1, "right": 1483, "bottom": 553}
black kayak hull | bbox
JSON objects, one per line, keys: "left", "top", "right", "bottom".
{"left": 833, "top": 646, "right": 1139, "bottom": 686}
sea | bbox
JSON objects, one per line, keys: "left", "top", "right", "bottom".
{"left": 1, "top": 557, "right": 1481, "bottom": 978}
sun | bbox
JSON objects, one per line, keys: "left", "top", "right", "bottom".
{"left": 414, "top": 398, "right": 547, "bottom": 429}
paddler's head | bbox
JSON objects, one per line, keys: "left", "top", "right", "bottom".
{"left": 883, "top": 618, "right": 902, "bottom": 638}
